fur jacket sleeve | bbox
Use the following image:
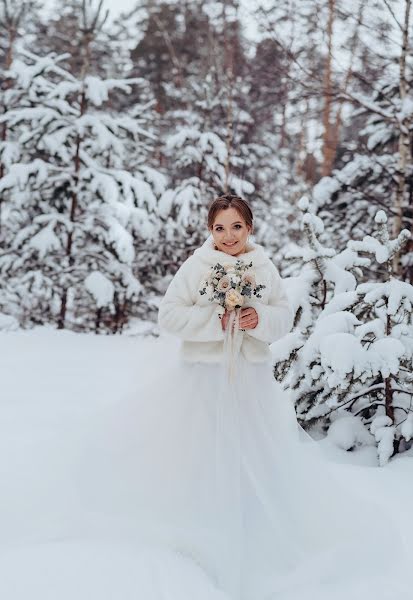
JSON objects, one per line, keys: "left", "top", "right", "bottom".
{"left": 158, "top": 257, "right": 225, "bottom": 343}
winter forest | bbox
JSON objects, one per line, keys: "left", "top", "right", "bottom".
{"left": 1, "top": 0, "right": 413, "bottom": 466}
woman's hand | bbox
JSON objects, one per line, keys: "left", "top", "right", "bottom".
{"left": 239, "top": 307, "right": 258, "bottom": 330}
{"left": 221, "top": 307, "right": 258, "bottom": 331}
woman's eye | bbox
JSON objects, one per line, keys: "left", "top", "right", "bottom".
{"left": 215, "top": 225, "right": 242, "bottom": 231}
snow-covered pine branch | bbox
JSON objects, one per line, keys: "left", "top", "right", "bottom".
{"left": 156, "top": 72, "right": 255, "bottom": 272}
{"left": 276, "top": 202, "right": 413, "bottom": 465}
{"left": 273, "top": 196, "right": 368, "bottom": 415}
{"left": 0, "top": 46, "right": 163, "bottom": 332}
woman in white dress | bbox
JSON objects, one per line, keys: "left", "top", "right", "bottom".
{"left": 77, "top": 193, "right": 408, "bottom": 600}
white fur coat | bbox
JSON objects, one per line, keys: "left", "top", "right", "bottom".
{"left": 158, "top": 235, "right": 294, "bottom": 363}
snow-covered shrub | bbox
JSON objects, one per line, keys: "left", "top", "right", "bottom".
{"left": 274, "top": 199, "right": 413, "bottom": 465}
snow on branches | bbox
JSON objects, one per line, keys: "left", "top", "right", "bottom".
{"left": 274, "top": 198, "right": 413, "bottom": 466}
{"left": 0, "top": 48, "right": 162, "bottom": 332}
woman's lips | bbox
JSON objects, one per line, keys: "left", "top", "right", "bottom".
{"left": 224, "top": 242, "right": 237, "bottom": 246}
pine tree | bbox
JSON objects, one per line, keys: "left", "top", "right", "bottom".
{"left": 32, "top": 0, "right": 121, "bottom": 78}
{"left": 312, "top": 0, "right": 413, "bottom": 279}
{"left": 346, "top": 210, "right": 412, "bottom": 465}
{"left": 0, "top": 0, "right": 41, "bottom": 240}
{"left": 274, "top": 198, "right": 413, "bottom": 466}
{"left": 0, "top": 3, "right": 162, "bottom": 332}
{"left": 273, "top": 195, "right": 370, "bottom": 424}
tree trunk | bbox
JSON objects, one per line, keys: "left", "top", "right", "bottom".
{"left": 58, "top": 75, "right": 88, "bottom": 327}
{"left": 384, "top": 314, "right": 394, "bottom": 421}
{"left": 0, "top": 24, "right": 16, "bottom": 238}
{"left": 95, "top": 307, "right": 102, "bottom": 334}
{"left": 57, "top": 289, "right": 67, "bottom": 330}
{"left": 394, "top": 0, "right": 412, "bottom": 276}
{"left": 223, "top": 0, "right": 234, "bottom": 192}
{"left": 321, "top": 0, "right": 335, "bottom": 177}
{"left": 330, "top": 3, "right": 364, "bottom": 172}
{"left": 296, "top": 99, "right": 308, "bottom": 180}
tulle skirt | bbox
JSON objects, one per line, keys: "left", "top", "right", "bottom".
{"left": 74, "top": 344, "right": 409, "bottom": 600}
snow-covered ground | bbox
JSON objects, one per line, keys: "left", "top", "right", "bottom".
{"left": 0, "top": 328, "right": 411, "bottom": 599}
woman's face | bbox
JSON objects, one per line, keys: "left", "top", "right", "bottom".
{"left": 209, "top": 207, "right": 252, "bottom": 256}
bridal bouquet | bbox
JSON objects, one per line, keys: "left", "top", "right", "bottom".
{"left": 199, "top": 260, "right": 266, "bottom": 382}
{"left": 199, "top": 260, "right": 265, "bottom": 316}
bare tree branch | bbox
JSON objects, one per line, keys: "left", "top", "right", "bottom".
{"left": 382, "top": 0, "right": 404, "bottom": 32}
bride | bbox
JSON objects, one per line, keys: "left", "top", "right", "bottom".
{"left": 77, "top": 193, "right": 408, "bottom": 600}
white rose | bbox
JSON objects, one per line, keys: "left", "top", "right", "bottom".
{"left": 217, "top": 275, "right": 231, "bottom": 291}
{"left": 225, "top": 289, "right": 244, "bottom": 309}
{"left": 241, "top": 270, "right": 256, "bottom": 287}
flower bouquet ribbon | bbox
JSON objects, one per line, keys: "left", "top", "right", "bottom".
{"left": 199, "top": 260, "right": 265, "bottom": 383}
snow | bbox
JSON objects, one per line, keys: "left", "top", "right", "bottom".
{"left": 324, "top": 258, "right": 357, "bottom": 293}
{"left": 0, "top": 330, "right": 212, "bottom": 599}
{"left": 158, "top": 189, "right": 175, "bottom": 219}
{"left": 271, "top": 330, "right": 304, "bottom": 363}
{"left": 138, "top": 166, "right": 168, "bottom": 198}
{"left": 77, "top": 115, "right": 126, "bottom": 155}
{"left": 84, "top": 272, "right": 115, "bottom": 308}
{"left": 0, "top": 542, "right": 227, "bottom": 600}
{"left": 366, "top": 124, "right": 392, "bottom": 151}
{"left": 401, "top": 414, "right": 413, "bottom": 442}
{"left": 312, "top": 176, "right": 340, "bottom": 207}
{"left": 349, "top": 232, "right": 411, "bottom": 265}
{"left": 344, "top": 154, "right": 375, "bottom": 180}
{"left": 0, "top": 313, "right": 19, "bottom": 331}
{"left": 165, "top": 128, "right": 228, "bottom": 175}
{"left": 226, "top": 174, "right": 255, "bottom": 197}
{"left": 0, "top": 328, "right": 411, "bottom": 600}
{"left": 199, "top": 132, "right": 227, "bottom": 163}
{"left": 302, "top": 211, "right": 324, "bottom": 234}
{"left": 297, "top": 195, "right": 309, "bottom": 211}
{"left": 0, "top": 141, "right": 20, "bottom": 168}
{"left": 398, "top": 96, "right": 413, "bottom": 120}
{"left": 370, "top": 416, "right": 396, "bottom": 467}
{"left": 375, "top": 210, "right": 387, "bottom": 224}
{"left": 0, "top": 160, "right": 49, "bottom": 192}
{"left": 357, "top": 280, "right": 413, "bottom": 315}
{"left": 29, "top": 223, "right": 62, "bottom": 258}
{"left": 318, "top": 330, "right": 405, "bottom": 386}
{"left": 9, "top": 54, "right": 71, "bottom": 89}
{"left": 319, "top": 291, "right": 359, "bottom": 317}
{"left": 130, "top": 207, "right": 157, "bottom": 239}
{"left": 327, "top": 414, "right": 375, "bottom": 451}
{"left": 48, "top": 77, "right": 139, "bottom": 107}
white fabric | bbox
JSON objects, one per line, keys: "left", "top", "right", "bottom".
{"left": 74, "top": 348, "right": 409, "bottom": 600}
{"left": 73, "top": 237, "right": 409, "bottom": 598}
{"left": 158, "top": 235, "right": 294, "bottom": 363}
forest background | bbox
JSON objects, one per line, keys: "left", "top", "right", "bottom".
{"left": 1, "top": 0, "right": 413, "bottom": 463}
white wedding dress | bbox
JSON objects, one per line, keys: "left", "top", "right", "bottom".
{"left": 74, "top": 336, "right": 409, "bottom": 600}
